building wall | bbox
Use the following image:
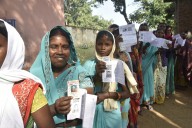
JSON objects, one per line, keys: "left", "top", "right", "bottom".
{"left": 66, "top": 26, "right": 98, "bottom": 64}
{"left": 0, "top": 0, "right": 64, "bottom": 70}
{"left": 66, "top": 26, "right": 97, "bottom": 47}
{"left": 176, "top": 0, "right": 192, "bottom": 33}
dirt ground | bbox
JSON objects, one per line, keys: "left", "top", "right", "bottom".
{"left": 137, "top": 87, "right": 192, "bottom": 128}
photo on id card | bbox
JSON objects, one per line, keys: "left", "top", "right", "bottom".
{"left": 67, "top": 80, "right": 82, "bottom": 120}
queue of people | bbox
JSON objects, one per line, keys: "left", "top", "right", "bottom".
{"left": 0, "top": 18, "right": 192, "bottom": 128}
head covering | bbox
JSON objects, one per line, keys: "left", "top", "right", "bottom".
{"left": 30, "top": 26, "right": 78, "bottom": 99}
{"left": 95, "top": 30, "right": 116, "bottom": 61}
{"left": 95, "top": 30, "right": 138, "bottom": 111}
{"left": 0, "top": 19, "right": 44, "bottom": 128}
{"left": 30, "top": 26, "right": 80, "bottom": 124}
{"left": 0, "top": 19, "right": 25, "bottom": 70}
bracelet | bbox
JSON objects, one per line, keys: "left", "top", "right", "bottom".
{"left": 116, "top": 92, "right": 121, "bottom": 100}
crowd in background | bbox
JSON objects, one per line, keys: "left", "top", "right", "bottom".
{"left": 0, "top": 18, "right": 192, "bottom": 128}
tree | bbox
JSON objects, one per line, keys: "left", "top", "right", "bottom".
{"left": 64, "top": 0, "right": 112, "bottom": 30}
{"left": 129, "top": 0, "right": 175, "bottom": 28}
{"left": 95, "top": 0, "right": 175, "bottom": 29}
{"left": 95, "top": 0, "right": 131, "bottom": 24}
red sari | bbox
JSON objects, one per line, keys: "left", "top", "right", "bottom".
{"left": 128, "top": 46, "right": 144, "bottom": 128}
{"left": 12, "top": 79, "right": 41, "bottom": 127}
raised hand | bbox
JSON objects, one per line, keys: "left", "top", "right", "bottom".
{"left": 95, "top": 60, "right": 106, "bottom": 77}
{"left": 54, "top": 96, "right": 73, "bottom": 115}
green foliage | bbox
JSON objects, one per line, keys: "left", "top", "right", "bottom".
{"left": 95, "top": 0, "right": 175, "bottom": 29}
{"left": 95, "top": 0, "right": 130, "bottom": 24}
{"left": 129, "top": 0, "right": 175, "bottom": 28}
{"left": 64, "top": 0, "right": 112, "bottom": 30}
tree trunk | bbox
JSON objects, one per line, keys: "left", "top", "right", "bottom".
{"left": 119, "top": 0, "right": 131, "bottom": 24}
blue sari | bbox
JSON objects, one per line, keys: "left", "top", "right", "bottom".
{"left": 30, "top": 26, "right": 93, "bottom": 125}
{"left": 83, "top": 59, "right": 130, "bottom": 128}
{"left": 166, "top": 51, "right": 175, "bottom": 94}
{"left": 141, "top": 43, "right": 158, "bottom": 104}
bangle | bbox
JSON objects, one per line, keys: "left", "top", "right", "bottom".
{"left": 116, "top": 92, "right": 121, "bottom": 100}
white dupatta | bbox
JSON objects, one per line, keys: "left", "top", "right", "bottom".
{"left": 0, "top": 19, "right": 44, "bottom": 128}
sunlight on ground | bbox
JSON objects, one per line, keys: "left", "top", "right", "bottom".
{"left": 175, "top": 99, "right": 186, "bottom": 105}
{"left": 151, "top": 110, "right": 182, "bottom": 128}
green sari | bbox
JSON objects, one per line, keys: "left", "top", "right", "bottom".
{"left": 141, "top": 43, "right": 158, "bottom": 104}
{"left": 30, "top": 26, "right": 93, "bottom": 125}
{"left": 166, "top": 50, "right": 175, "bottom": 94}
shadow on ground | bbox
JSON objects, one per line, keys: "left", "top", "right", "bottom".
{"left": 138, "top": 87, "right": 192, "bottom": 128}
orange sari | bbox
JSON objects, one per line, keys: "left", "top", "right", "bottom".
{"left": 12, "top": 79, "right": 41, "bottom": 127}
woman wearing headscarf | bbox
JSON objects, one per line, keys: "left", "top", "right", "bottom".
{"left": 0, "top": 19, "right": 55, "bottom": 128}
{"left": 108, "top": 24, "right": 141, "bottom": 128}
{"left": 30, "top": 26, "right": 93, "bottom": 127}
{"left": 83, "top": 30, "right": 138, "bottom": 128}
{"left": 164, "top": 25, "right": 175, "bottom": 96}
{"left": 153, "top": 28, "right": 167, "bottom": 104}
{"left": 139, "top": 23, "right": 158, "bottom": 109}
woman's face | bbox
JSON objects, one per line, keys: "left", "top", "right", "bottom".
{"left": 49, "top": 35, "right": 70, "bottom": 71}
{"left": 156, "top": 30, "right": 165, "bottom": 38}
{"left": 96, "top": 35, "right": 113, "bottom": 57}
{"left": 166, "top": 27, "right": 172, "bottom": 35}
{"left": 0, "top": 34, "right": 7, "bottom": 68}
{"left": 139, "top": 25, "right": 149, "bottom": 31}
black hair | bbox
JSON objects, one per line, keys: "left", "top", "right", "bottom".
{"left": 50, "top": 26, "right": 70, "bottom": 42}
{"left": 96, "top": 30, "right": 114, "bottom": 43}
{"left": 165, "top": 25, "right": 172, "bottom": 34}
{"left": 108, "top": 24, "right": 120, "bottom": 36}
{"left": 156, "top": 28, "right": 165, "bottom": 38}
{"left": 108, "top": 24, "right": 119, "bottom": 29}
{"left": 139, "top": 23, "right": 149, "bottom": 31}
{"left": 156, "top": 28, "right": 165, "bottom": 33}
{"left": 0, "top": 21, "right": 8, "bottom": 39}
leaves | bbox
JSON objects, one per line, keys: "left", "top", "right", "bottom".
{"left": 95, "top": 0, "right": 131, "bottom": 24}
{"left": 64, "top": 0, "right": 112, "bottom": 30}
{"left": 129, "top": 0, "right": 175, "bottom": 28}
{"left": 95, "top": 0, "right": 175, "bottom": 28}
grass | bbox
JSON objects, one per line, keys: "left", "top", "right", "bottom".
{"left": 75, "top": 46, "right": 95, "bottom": 65}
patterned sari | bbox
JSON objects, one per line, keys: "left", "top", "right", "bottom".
{"left": 30, "top": 26, "right": 93, "bottom": 125}
{"left": 128, "top": 46, "right": 144, "bottom": 128}
{"left": 13, "top": 79, "right": 46, "bottom": 128}
{"left": 154, "top": 54, "right": 166, "bottom": 104}
{"left": 0, "top": 19, "right": 47, "bottom": 128}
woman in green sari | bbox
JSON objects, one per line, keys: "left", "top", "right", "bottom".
{"left": 164, "top": 25, "right": 175, "bottom": 96}
{"left": 30, "top": 26, "right": 93, "bottom": 127}
{"left": 139, "top": 23, "right": 158, "bottom": 108}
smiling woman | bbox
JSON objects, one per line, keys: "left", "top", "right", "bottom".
{"left": 49, "top": 30, "right": 71, "bottom": 78}
{"left": 30, "top": 26, "right": 94, "bottom": 127}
